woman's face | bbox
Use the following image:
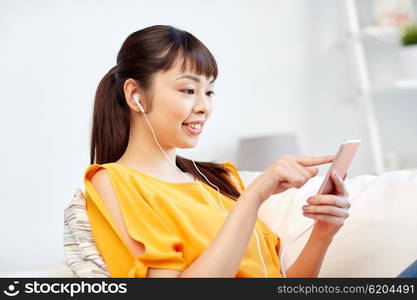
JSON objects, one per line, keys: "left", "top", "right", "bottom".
{"left": 145, "top": 58, "right": 216, "bottom": 149}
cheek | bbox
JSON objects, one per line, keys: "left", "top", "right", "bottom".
{"left": 164, "top": 100, "right": 192, "bottom": 124}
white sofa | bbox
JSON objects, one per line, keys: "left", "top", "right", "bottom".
{"left": 1, "top": 169, "right": 416, "bottom": 277}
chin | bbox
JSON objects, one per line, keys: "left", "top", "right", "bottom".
{"left": 178, "top": 142, "right": 198, "bottom": 149}
{"left": 176, "top": 138, "right": 199, "bottom": 149}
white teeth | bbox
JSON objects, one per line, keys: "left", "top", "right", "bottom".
{"left": 186, "top": 123, "right": 201, "bottom": 129}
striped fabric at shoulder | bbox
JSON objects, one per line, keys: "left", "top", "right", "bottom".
{"left": 64, "top": 188, "right": 110, "bottom": 278}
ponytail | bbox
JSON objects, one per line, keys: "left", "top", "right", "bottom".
{"left": 90, "top": 66, "right": 129, "bottom": 165}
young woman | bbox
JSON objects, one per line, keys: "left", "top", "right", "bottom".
{"left": 83, "top": 24, "right": 414, "bottom": 278}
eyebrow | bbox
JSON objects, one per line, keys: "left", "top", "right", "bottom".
{"left": 176, "top": 74, "right": 215, "bottom": 84}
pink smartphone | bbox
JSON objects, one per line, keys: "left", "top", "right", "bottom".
{"left": 317, "top": 139, "right": 361, "bottom": 195}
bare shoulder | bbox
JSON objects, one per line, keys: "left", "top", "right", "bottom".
{"left": 89, "top": 168, "right": 183, "bottom": 278}
{"left": 90, "top": 168, "right": 111, "bottom": 189}
{"left": 90, "top": 168, "right": 120, "bottom": 209}
{"left": 89, "top": 168, "right": 145, "bottom": 255}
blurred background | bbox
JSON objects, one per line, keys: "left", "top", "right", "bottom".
{"left": 1, "top": 0, "right": 416, "bottom": 270}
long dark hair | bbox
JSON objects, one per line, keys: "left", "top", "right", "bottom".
{"left": 90, "top": 25, "right": 241, "bottom": 200}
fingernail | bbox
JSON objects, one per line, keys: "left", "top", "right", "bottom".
{"left": 333, "top": 171, "right": 338, "bottom": 177}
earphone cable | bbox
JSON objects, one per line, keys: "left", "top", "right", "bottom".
{"left": 137, "top": 96, "right": 268, "bottom": 277}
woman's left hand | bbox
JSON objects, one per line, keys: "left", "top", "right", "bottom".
{"left": 302, "top": 171, "right": 351, "bottom": 240}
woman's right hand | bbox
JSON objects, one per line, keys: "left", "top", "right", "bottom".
{"left": 245, "top": 154, "right": 335, "bottom": 205}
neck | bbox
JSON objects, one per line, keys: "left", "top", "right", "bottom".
{"left": 117, "top": 118, "right": 182, "bottom": 176}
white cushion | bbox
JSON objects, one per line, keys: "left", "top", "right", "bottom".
{"left": 240, "top": 170, "right": 417, "bottom": 277}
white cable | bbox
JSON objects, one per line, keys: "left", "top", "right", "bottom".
{"left": 278, "top": 220, "right": 318, "bottom": 278}
{"left": 190, "top": 161, "right": 268, "bottom": 278}
{"left": 139, "top": 104, "right": 268, "bottom": 277}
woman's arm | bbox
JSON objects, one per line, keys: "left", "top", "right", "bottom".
{"left": 282, "top": 228, "right": 333, "bottom": 278}
{"left": 182, "top": 157, "right": 342, "bottom": 277}
{"left": 280, "top": 170, "right": 351, "bottom": 278}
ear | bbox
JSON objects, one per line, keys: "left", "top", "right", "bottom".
{"left": 123, "top": 79, "right": 147, "bottom": 112}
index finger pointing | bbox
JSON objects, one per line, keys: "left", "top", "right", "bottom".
{"left": 296, "top": 155, "right": 335, "bottom": 167}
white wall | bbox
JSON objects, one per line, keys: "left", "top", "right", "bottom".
{"left": 1, "top": 0, "right": 412, "bottom": 270}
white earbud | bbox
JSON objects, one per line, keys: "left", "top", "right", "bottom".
{"left": 133, "top": 94, "right": 144, "bottom": 113}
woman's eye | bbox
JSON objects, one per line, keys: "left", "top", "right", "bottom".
{"left": 181, "top": 89, "right": 195, "bottom": 95}
{"left": 180, "top": 89, "right": 215, "bottom": 97}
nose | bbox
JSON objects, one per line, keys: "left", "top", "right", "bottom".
{"left": 192, "top": 91, "right": 211, "bottom": 115}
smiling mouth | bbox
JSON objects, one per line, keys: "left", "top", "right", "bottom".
{"left": 182, "top": 123, "right": 203, "bottom": 134}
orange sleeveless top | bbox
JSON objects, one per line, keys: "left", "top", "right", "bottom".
{"left": 83, "top": 160, "right": 282, "bottom": 277}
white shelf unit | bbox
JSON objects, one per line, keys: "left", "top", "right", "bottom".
{"left": 372, "top": 78, "right": 417, "bottom": 93}
{"left": 344, "top": 0, "right": 417, "bottom": 174}
{"left": 395, "top": 78, "right": 417, "bottom": 89}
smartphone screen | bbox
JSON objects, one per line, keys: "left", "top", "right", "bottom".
{"left": 317, "top": 140, "right": 361, "bottom": 195}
